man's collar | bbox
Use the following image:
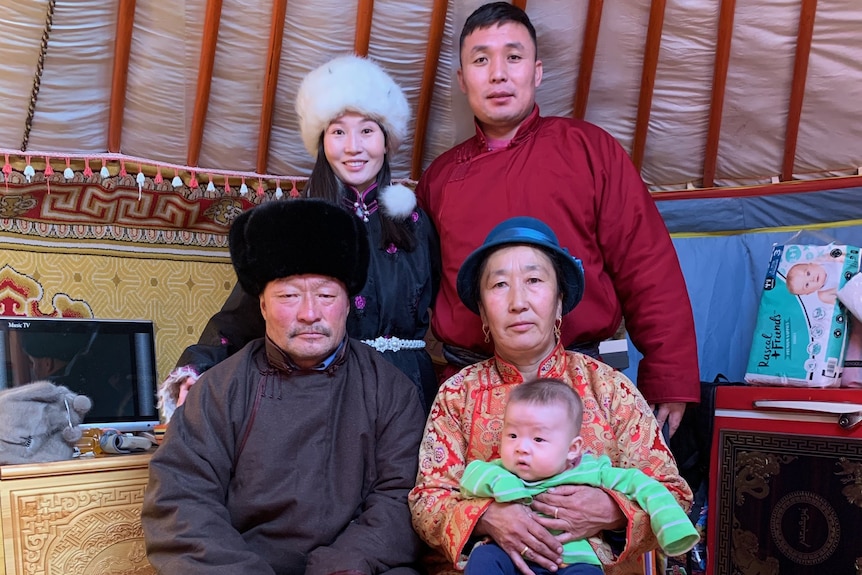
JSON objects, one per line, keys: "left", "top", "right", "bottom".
{"left": 473, "top": 104, "right": 541, "bottom": 149}
{"left": 264, "top": 336, "right": 348, "bottom": 375}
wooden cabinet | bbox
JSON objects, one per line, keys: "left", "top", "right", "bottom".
{"left": 708, "top": 387, "right": 862, "bottom": 574}
{"left": 0, "top": 452, "right": 154, "bottom": 575}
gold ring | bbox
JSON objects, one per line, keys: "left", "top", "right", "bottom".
{"left": 554, "top": 507, "right": 559, "bottom": 519}
{"left": 521, "top": 545, "right": 529, "bottom": 557}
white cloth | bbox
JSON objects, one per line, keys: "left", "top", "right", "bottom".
{"left": 838, "top": 273, "right": 862, "bottom": 322}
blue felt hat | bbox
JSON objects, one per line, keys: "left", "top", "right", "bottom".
{"left": 456, "top": 216, "right": 585, "bottom": 316}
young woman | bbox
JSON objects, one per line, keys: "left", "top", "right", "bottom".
{"left": 159, "top": 55, "right": 439, "bottom": 419}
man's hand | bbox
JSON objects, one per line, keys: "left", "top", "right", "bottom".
{"left": 475, "top": 501, "right": 563, "bottom": 575}
{"left": 651, "top": 402, "right": 686, "bottom": 438}
{"left": 532, "top": 485, "right": 625, "bottom": 542}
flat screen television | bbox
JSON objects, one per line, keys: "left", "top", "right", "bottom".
{"left": 0, "top": 316, "right": 159, "bottom": 432}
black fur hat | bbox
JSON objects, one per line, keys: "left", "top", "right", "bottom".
{"left": 229, "top": 199, "right": 370, "bottom": 297}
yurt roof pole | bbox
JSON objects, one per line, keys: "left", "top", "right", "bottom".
{"left": 631, "top": 0, "right": 666, "bottom": 172}
{"left": 411, "top": 0, "right": 449, "bottom": 180}
{"left": 702, "top": 0, "right": 736, "bottom": 188}
{"left": 781, "top": 0, "right": 817, "bottom": 182}
{"left": 188, "top": 0, "right": 223, "bottom": 168}
{"left": 108, "top": 0, "right": 136, "bottom": 154}
{"left": 256, "top": 0, "right": 289, "bottom": 174}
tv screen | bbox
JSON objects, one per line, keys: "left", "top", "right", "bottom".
{"left": 0, "top": 316, "right": 158, "bottom": 432}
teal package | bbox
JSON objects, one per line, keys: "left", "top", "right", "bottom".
{"left": 745, "top": 244, "right": 861, "bottom": 387}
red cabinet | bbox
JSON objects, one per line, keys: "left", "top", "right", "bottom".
{"left": 708, "top": 386, "right": 862, "bottom": 574}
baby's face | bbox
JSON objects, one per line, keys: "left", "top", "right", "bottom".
{"left": 788, "top": 262, "right": 827, "bottom": 295}
{"left": 500, "top": 401, "right": 582, "bottom": 482}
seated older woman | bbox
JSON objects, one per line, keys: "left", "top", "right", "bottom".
{"left": 409, "top": 216, "right": 692, "bottom": 575}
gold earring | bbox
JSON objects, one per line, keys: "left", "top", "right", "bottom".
{"left": 554, "top": 317, "right": 562, "bottom": 341}
{"left": 482, "top": 324, "right": 491, "bottom": 344}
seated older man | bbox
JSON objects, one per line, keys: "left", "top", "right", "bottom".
{"left": 142, "top": 198, "right": 425, "bottom": 575}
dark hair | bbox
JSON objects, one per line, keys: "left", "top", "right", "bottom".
{"left": 305, "top": 131, "right": 416, "bottom": 252}
{"left": 508, "top": 378, "right": 584, "bottom": 432}
{"left": 459, "top": 2, "right": 538, "bottom": 57}
{"left": 474, "top": 244, "right": 565, "bottom": 311}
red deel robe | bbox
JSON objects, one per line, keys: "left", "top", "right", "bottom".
{"left": 416, "top": 106, "right": 699, "bottom": 404}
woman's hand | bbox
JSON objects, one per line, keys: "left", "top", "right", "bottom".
{"left": 531, "top": 485, "right": 625, "bottom": 542}
{"left": 475, "top": 501, "right": 564, "bottom": 575}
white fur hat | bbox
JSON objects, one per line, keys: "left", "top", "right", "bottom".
{"left": 295, "top": 55, "right": 410, "bottom": 157}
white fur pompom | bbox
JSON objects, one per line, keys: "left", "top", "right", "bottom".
{"left": 378, "top": 184, "right": 417, "bottom": 220}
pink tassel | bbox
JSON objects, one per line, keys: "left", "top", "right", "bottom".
{"left": 45, "top": 158, "right": 53, "bottom": 194}
{"left": 83, "top": 158, "right": 93, "bottom": 177}
{"left": 289, "top": 180, "right": 299, "bottom": 198}
{"left": 154, "top": 167, "right": 163, "bottom": 184}
{"left": 224, "top": 177, "right": 231, "bottom": 195}
{"left": 189, "top": 171, "right": 199, "bottom": 189}
{"left": 119, "top": 160, "right": 127, "bottom": 177}
{"left": 2, "top": 154, "right": 10, "bottom": 192}
{"left": 256, "top": 177, "right": 265, "bottom": 197}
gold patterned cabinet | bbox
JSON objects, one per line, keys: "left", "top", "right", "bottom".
{"left": 0, "top": 452, "right": 155, "bottom": 575}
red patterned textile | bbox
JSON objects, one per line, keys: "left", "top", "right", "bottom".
{"left": 1, "top": 182, "right": 252, "bottom": 231}
{"left": 408, "top": 343, "right": 692, "bottom": 575}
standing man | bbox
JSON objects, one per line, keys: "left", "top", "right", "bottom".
{"left": 142, "top": 199, "right": 424, "bottom": 575}
{"left": 416, "top": 2, "right": 699, "bottom": 434}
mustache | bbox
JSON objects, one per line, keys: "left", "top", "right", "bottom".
{"left": 288, "top": 327, "right": 331, "bottom": 338}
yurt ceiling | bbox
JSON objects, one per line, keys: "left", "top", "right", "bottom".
{"left": 1, "top": 0, "right": 860, "bottom": 196}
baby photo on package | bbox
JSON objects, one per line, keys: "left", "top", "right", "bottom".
{"left": 745, "top": 244, "right": 861, "bottom": 387}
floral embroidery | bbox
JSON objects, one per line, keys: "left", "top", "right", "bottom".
{"left": 412, "top": 211, "right": 419, "bottom": 222}
{"left": 354, "top": 295, "right": 366, "bottom": 309}
{"left": 387, "top": 243, "right": 397, "bottom": 254}
{"left": 408, "top": 344, "right": 692, "bottom": 575}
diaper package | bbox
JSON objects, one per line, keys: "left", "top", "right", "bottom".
{"left": 745, "top": 244, "right": 861, "bottom": 387}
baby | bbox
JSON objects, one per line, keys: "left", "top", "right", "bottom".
{"left": 786, "top": 261, "right": 839, "bottom": 304}
{"left": 460, "top": 379, "right": 698, "bottom": 574}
